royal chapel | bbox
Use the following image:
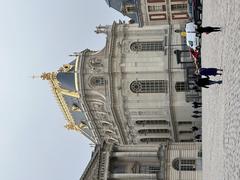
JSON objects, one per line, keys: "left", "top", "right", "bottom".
{"left": 42, "top": 0, "right": 202, "bottom": 180}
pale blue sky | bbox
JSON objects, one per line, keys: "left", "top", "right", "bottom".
{"left": 0, "top": 1, "right": 128, "bottom": 180}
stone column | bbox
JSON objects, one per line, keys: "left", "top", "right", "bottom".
{"left": 111, "top": 152, "right": 158, "bottom": 161}
{"left": 110, "top": 173, "right": 156, "bottom": 180}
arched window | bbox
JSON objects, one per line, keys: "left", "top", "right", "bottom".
{"left": 130, "top": 41, "right": 164, "bottom": 51}
{"left": 178, "top": 121, "right": 192, "bottom": 125}
{"left": 140, "top": 138, "right": 169, "bottom": 143}
{"left": 90, "top": 77, "right": 105, "bottom": 86}
{"left": 175, "top": 82, "right": 187, "bottom": 92}
{"left": 138, "top": 129, "right": 170, "bottom": 134}
{"left": 130, "top": 80, "right": 167, "bottom": 93}
{"left": 136, "top": 120, "right": 169, "bottom": 125}
{"left": 172, "top": 159, "right": 196, "bottom": 171}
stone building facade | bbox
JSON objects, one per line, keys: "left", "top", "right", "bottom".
{"left": 105, "top": 0, "right": 189, "bottom": 26}
{"left": 80, "top": 142, "right": 202, "bottom": 180}
{"left": 43, "top": 21, "right": 201, "bottom": 145}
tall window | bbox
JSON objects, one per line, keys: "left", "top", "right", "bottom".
{"left": 138, "top": 129, "right": 170, "bottom": 134}
{"left": 130, "top": 80, "right": 168, "bottom": 93}
{"left": 179, "top": 130, "right": 192, "bottom": 134}
{"left": 175, "top": 82, "right": 187, "bottom": 92}
{"left": 136, "top": 120, "right": 169, "bottom": 125}
{"left": 148, "top": 5, "right": 166, "bottom": 12}
{"left": 130, "top": 41, "right": 164, "bottom": 51}
{"left": 171, "top": 4, "right": 187, "bottom": 11}
{"left": 140, "top": 138, "right": 169, "bottom": 143}
{"left": 178, "top": 121, "right": 192, "bottom": 125}
{"left": 172, "top": 159, "right": 196, "bottom": 171}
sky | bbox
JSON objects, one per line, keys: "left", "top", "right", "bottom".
{"left": 0, "top": 1, "right": 128, "bottom": 180}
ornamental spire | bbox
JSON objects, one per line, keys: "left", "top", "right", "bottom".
{"left": 94, "top": 24, "right": 108, "bottom": 34}
{"left": 40, "top": 72, "right": 56, "bottom": 80}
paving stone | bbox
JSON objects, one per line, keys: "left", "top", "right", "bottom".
{"left": 202, "top": 0, "right": 240, "bottom": 180}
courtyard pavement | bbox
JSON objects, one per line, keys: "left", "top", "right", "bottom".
{"left": 202, "top": 0, "right": 240, "bottom": 180}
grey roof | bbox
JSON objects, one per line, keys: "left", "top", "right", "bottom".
{"left": 104, "top": 0, "right": 139, "bottom": 23}
{"left": 56, "top": 72, "right": 76, "bottom": 91}
{"left": 62, "top": 95, "right": 96, "bottom": 142}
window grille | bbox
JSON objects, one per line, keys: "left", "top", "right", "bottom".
{"left": 175, "top": 81, "right": 187, "bottom": 92}
{"left": 130, "top": 41, "right": 164, "bottom": 51}
{"left": 136, "top": 120, "right": 169, "bottom": 125}
{"left": 172, "top": 159, "right": 196, "bottom": 171}
{"left": 138, "top": 129, "right": 169, "bottom": 134}
{"left": 130, "top": 80, "right": 168, "bottom": 93}
{"left": 171, "top": 4, "right": 187, "bottom": 11}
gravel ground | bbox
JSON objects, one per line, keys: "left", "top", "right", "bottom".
{"left": 201, "top": 0, "right": 240, "bottom": 180}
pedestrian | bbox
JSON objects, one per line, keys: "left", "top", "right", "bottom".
{"left": 192, "top": 104, "right": 201, "bottom": 108}
{"left": 196, "top": 26, "right": 221, "bottom": 34}
{"left": 195, "top": 134, "right": 201, "bottom": 139}
{"left": 192, "top": 126, "right": 199, "bottom": 131}
{"left": 192, "top": 102, "right": 202, "bottom": 106}
{"left": 195, "top": 76, "right": 222, "bottom": 88}
{"left": 192, "top": 115, "right": 201, "bottom": 118}
{"left": 196, "top": 68, "right": 223, "bottom": 76}
{"left": 192, "top": 102, "right": 202, "bottom": 108}
{"left": 193, "top": 110, "right": 201, "bottom": 114}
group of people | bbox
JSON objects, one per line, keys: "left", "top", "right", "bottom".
{"left": 179, "top": 24, "right": 223, "bottom": 88}
{"left": 195, "top": 68, "right": 223, "bottom": 88}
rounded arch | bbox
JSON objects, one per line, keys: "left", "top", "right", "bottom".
{"left": 172, "top": 158, "right": 180, "bottom": 171}
{"left": 130, "top": 42, "right": 142, "bottom": 51}
{"left": 130, "top": 81, "right": 142, "bottom": 93}
{"left": 172, "top": 158, "right": 196, "bottom": 171}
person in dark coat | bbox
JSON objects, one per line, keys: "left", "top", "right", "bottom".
{"left": 192, "top": 102, "right": 202, "bottom": 106}
{"left": 195, "top": 134, "right": 202, "bottom": 139}
{"left": 192, "top": 115, "right": 201, "bottom": 118}
{"left": 195, "top": 76, "right": 222, "bottom": 88}
{"left": 197, "top": 68, "right": 223, "bottom": 76}
{"left": 192, "top": 126, "right": 199, "bottom": 131}
{"left": 192, "top": 102, "right": 202, "bottom": 108}
{"left": 196, "top": 26, "right": 221, "bottom": 34}
{"left": 192, "top": 104, "right": 201, "bottom": 108}
{"left": 193, "top": 110, "right": 201, "bottom": 114}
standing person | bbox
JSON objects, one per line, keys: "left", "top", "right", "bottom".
{"left": 193, "top": 110, "right": 201, "bottom": 114}
{"left": 192, "top": 102, "right": 202, "bottom": 108}
{"left": 195, "top": 76, "right": 222, "bottom": 88}
{"left": 192, "top": 115, "right": 201, "bottom": 118}
{"left": 197, "top": 68, "right": 223, "bottom": 76}
{"left": 192, "top": 102, "right": 202, "bottom": 106}
{"left": 196, "top": 26, "right": 221, "bottom": 34}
